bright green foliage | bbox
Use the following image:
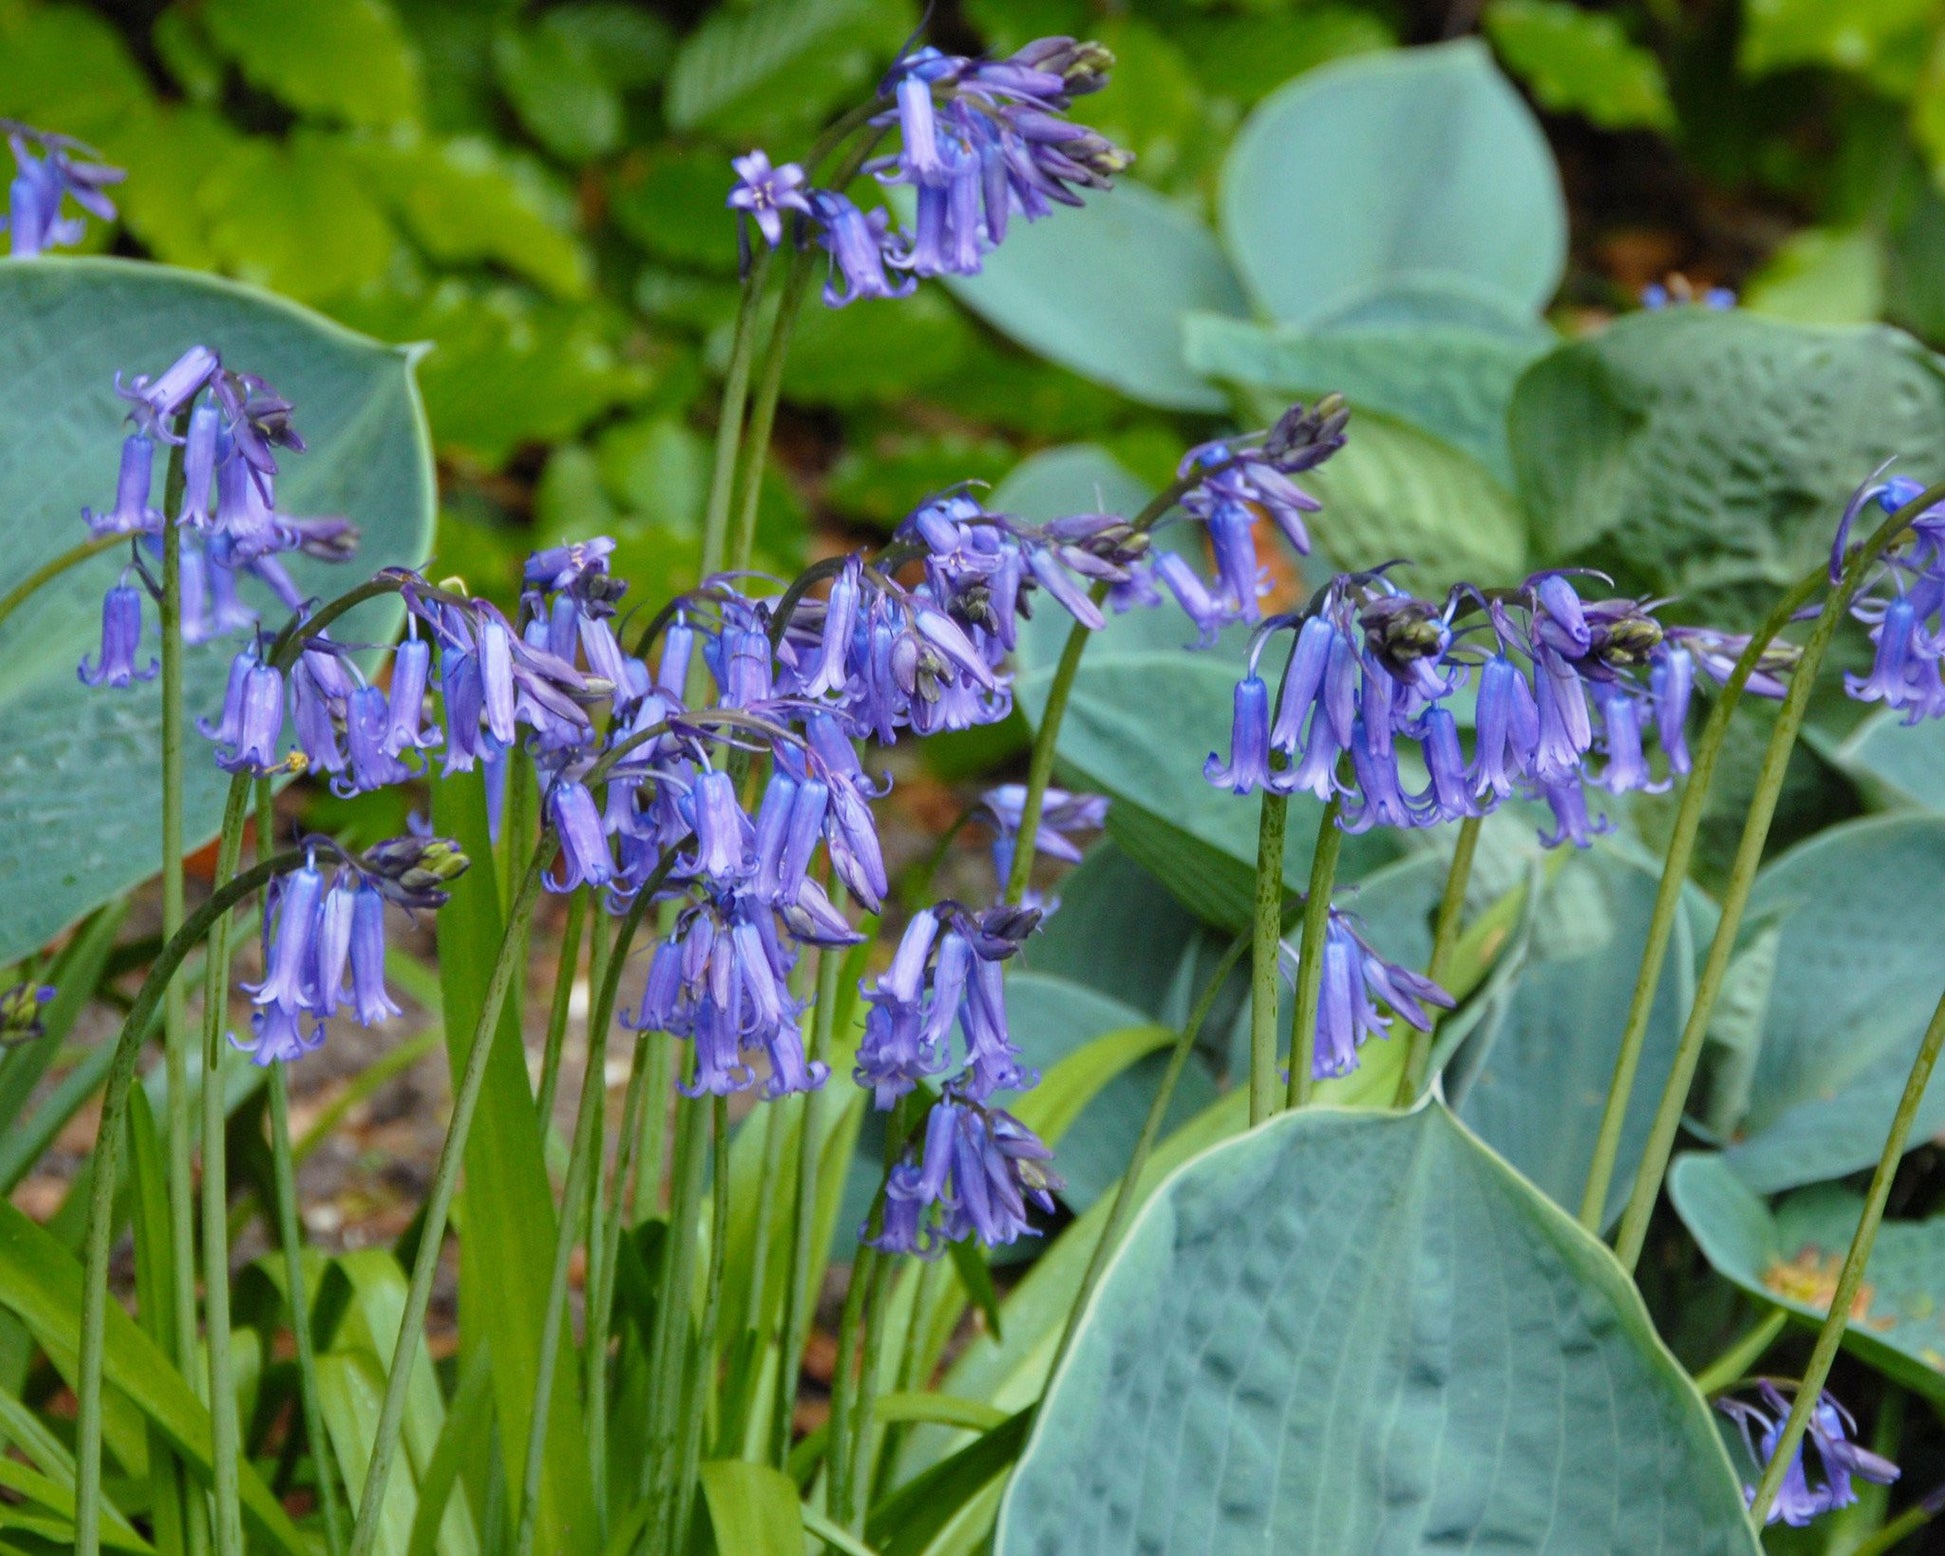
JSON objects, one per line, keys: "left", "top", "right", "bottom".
{"left": 1740, "top": 0, "right": 1935, "bottom": 93}
{"left": 202, "top": 0, "right": 423, "bottom": 126}
{"left": 0, "top": 260, "right": 433, "bottom": 967}
{"left": 664, "top": 0, "right": 914, "bottom": 135}
{"left": 1485, "top": 0, "right": 1674, "bottom": 132}
{"left": 1000, "top": 1107, "right": 1761, "bottom": 1554}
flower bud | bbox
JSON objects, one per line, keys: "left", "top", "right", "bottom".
{"left": 361, "top": 836, "right": 471, "bottom": 910}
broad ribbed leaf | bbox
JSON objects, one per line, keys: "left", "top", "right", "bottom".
{"left": 1220, "top": 41, "right": 1566, "bottom": 327}
{"left": 0, "top": 258, "right": 434, "bottom": 965}
{"left": 1671, "top": 1152, "right": 1945, "bottom": 1406}
{"left": 998, "top": 1106, "right": 1758, "bottom": 1554}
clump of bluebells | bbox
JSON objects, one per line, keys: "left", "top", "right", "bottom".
{"left": 3, "top": 120, "right": 121, "bottom": 259}
{"left": 727, "top": 36, "right": 1131, "bottom": 305}
{"left": 1718, "top": 1383, "right": 1899, "bottom": 1526}
{"left": 1836, "top": 473, "right": 1945, "bottom": 724}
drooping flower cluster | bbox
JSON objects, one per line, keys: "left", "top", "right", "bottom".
{"left": 3, "top": 121, "right": 121, "bottom": 258}
{"left": 74, "top": 345, "right": 358, "bottom": 690}
{"left": 1281, "top": 911, "right": 1454, "bottom": 1081}
{"left": 981, "top": 784, "right": 1106, "bottom": 910}
{"left": 1717, "top": 1382, "right": 1898, "bottom": 1527}
{"left": 236, "top": 838, "right": 469, "bottom": 1066}
{"left": 725, "top": 36, "right": 1131, "bottom": 306}
{"left": 1837, "top": 474, "right": 1945, "bottom": 723}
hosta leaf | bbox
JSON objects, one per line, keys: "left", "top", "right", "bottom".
{"left": 0, "top": 258, "right": 433, "bottom": 966}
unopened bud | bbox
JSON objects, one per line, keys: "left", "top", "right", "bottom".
{"left": 0, "top": 983, "right": 54, "bottom": 1046}
{"left": 361, "top": 835, "right": 471, "bottom": 910}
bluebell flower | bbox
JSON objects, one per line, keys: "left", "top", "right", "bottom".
{"left": 78, "top": 583, "right": 157, "bottom": 688}
{"left": 856, "top": 909, "right": 945, "bottom": 1108}
{"left": 4, "top": 123, "right": 121, "bottom": 257}
{"left": 981, "top": 783, "right": 1105, "bottom": 892}
{"left": 0, "top": 982, "right": 56, "bottom": 1045}
{"left": 1415, "top": 706, "right": 1480, "bottom": 822}
{"left": 382, "top": 637, "right": 439, "bottom": 759}
{"left": 1718, "top": 1383, "right": 1898, "bottom": 1528}
{"left": 810, "top": 191, "right": 914, "bottom": 307}
{"left": 1204, "top": 674, "right": 1274, "bottom": 794}
{"left": 234, "top": 1004, "right": 320, "bottom": 1066}
{"left": 1288, "top": 910, "right": 1452, "bottom": 1080}
{"left": 1536, "top": 772, "right": 1611, "bottom": 850}
{"left": 85, "top": 435, "right": 160, "bottom": 536}
{"left": 116, "top": 346, "right": 219, "bottom": 437}
{"left": 179, "top": 405, "right": 221, "bottom": 529}
{"left": 548, "top": 780, "right": 615, "bottom": 892}
{"left": 245, "top": 865, "right": 323, "bottom": 1015}
{"left": 313, "top": 878, "right": 357, "bottom": 1019}
{"left": 727, "top": 150, "right": 812, "bottom": 249}
{"left": 348, "top": 882, "right": 401, "bottom": 1025}
{"left": 209, "top": 657, "right": 286, "bottom": 776}
{"left": 1591, "top": 682, "right": 1666, "bottom": 795}
{"left": 870, "top": 1092, "right": 1062, "bottom": 1253}
{"left": 335, "top": 685, "right": 414, "bottom": 797}
{"left": 1650, "top": 643, "right": 1694, "bottom": 774}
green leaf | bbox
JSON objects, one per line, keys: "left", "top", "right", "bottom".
{"left": 197, "top": 131, "right": 398, "bottom": 303}
{"left": 1175, "top": 8, "right": 1396, "bottom": 110}
{"left": 0, "top": 4, "right": 151, "bottom": 146}
{"left": 1717, "top": 815, "right": 1945, "bottom": 1194}
{"left": 1508, "top": 310, "right": 1945, "bottom": 611}
{"left": 493, "top": 17, "right": 621, "bottom": 163}
{"left": 352, "top": 137, "right": 589, "bottom": 299}
{"left": 202, "top": 0, "right": 422, "bottom": 126}
{"left": 430, "top": 770, "right": 598, "bottom": 1551}
{"left": 997, "top": 1106, "right": 1760, "bottom": 1553}
{"left": 1832, "top": 707, "right": 1945, "bottom": 809}
{"left": 664, "top": 0, "right": 910, "bottom": 135}
{"left": 1739, "top": 0, "right": 1934, "bottom": 93}
{"left": 1220, "top": 40, "right": 1565, "bottom": 328}
{"left": 0, "top": 1200, "right": 310, "bottom": 1554}
{"left": 697, "top": 1460, "right": 803, "bottom": 1555}
{"left": 1454, "top": 842, "right": 1709, "bottom": 1229}
{"left": 540, "top": 3, "right": 672, "bottom": 90}
{"left": 1671, "top": 1152, "right": 1945, "bottom": 1407}
{"left": 827, "top": 433, "right": 1014, "bottom": 530}
{"left": 783, "top": 288, "right": 979, "bottom": 408}
{"left": 0, "top": 258, "right": 434, "bottom": 967}
{"left": 940, "top": 182, "right": 1247, "bottom": 412}
{"left": 1185, "top": 310, "right": 1550, "bottom": 485}
{"left": 871, "top": 1409, "right": 1034, "bottom": 1556}
{"left": 1741, "top": 227, "right": 1886, "bottom": 326}
{"left": 1484, "top": 0, "right": 1675, "bottom": 133}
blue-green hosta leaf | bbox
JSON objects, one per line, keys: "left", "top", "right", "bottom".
{"left": 943, "top": 182, "right": 1246, "bottom": 412}
{"left": 0, "top": 258, "right": 434, "bottom": 966}
{"left": 1182, "top": 310, "right": 1550, "bottom": 483}
{"left": 998, "top": 1106, "right": 1759, "bottom": 1554}
{"left": 1830, "top": 706, "right": 1945, "bottom": 810}
{"left": 1722, "top": 815, "right": 1945, "bottom": 1193}
{"left": 1509, "top": 310, "right": 1945, "bottom": 611}
{"left": 1219, "top": 40, "right": 1566, "bottom": 328}
{"left": 1671, "top": 1152, "right": 1945, "bottom": 1406}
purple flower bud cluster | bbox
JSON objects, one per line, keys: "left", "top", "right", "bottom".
{"left": 869, "top": 1089, "right": 1061, "bottom": 1257}
{"left": 1717, "top": 1382, "right": 1898, "bottom": 1527}
{"left": 0, "top": 981, "right": 56, "bottom": 1045}
{"left": 724, "top": 35, "right": 1130, "bottom": 307}
{"left": 75, "top": 348, "right": 358, "bottom": 692}
{"left": 1839, "top": 474, "right": 1945, "bottom": 723}
{"left": 1202, "top": 567, "right": 1737, "bottom": 851}
{"left": 3, "top": 121, "right": 121, "bottom": 258}
{"left": 980, "top": 783, "right": 1106, "bottom": 910}
{"left": 1282, "top": 911, "right": 1455, "bottom": 1082}
{"left": 234, "top": 839, "right": 468, "bottom": 1066}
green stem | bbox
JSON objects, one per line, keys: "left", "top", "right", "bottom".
{"left": 1286, "top": 795, "right": 1344, "bottom": 1110}
{"left": 1691, "top": 1307, "right": 1787, "bottom": 1397}
{"left": 772, "top": 890, "right": 848, "bottom": 1466}
{"left": 198, "top": 776, "right": 252, "bottom": 1556}
{"left": 1849, "top": 1501, "right": 1939, "bottom": 1556}
{"left": 76, "top": 846, "right": 303, "bottom": 1556}
{"left": 1748, "top": 986, "right": 1945, "bottom": 1525}
{"left": 0, "top": 531, "right": 123, "bottom": 637}
{"left": 1005, "top": 617, "right": 1091, "bottom": 907}
{"left": 1588, "top": 477, "right": 1945, "bottom": 1243}
{"left": 512, "top": 918, "right": 613, "bottom": 1556}
{"left": 533, "top": 888, "right": 588, "bottom": 1128}
{"left": 641, "top": 1088, "right": 711, "bottom": 1522}
{"left": 670, "top": 1095, "right": 733, "bottom": 1555}
{"left": 1049, "top": 933, "right": 1249, "bottom": 1381}
{"left": 1248, "top": 790, "right": 1289, "bottom": 1127}
{"left": 348, "top": 841, "right": 557, "bottom": 1556}
{"left": 699, "top": 249, "right": 774, "bottom": 582}
{"left": 847, "top": 1250, "right": 897, "bottom": 1533}
{"left": 728, "top": 248, "right": 814, "bottom": 575}
{"left": 1398, "top": 812, "right": 1480, "bottom": 1104}
{"left": 826, "top": 1242, "right": 878, "bottom": 1529}
{"left": 269, "top": 1066, "right": 346, "bottom": 1556}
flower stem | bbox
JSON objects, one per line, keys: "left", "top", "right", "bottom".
{"left": 670, "top": 1094, "right": 733, "bottom": 1555}
{"left": 268, "top": 1065, "right": 345, "bottom": 1556}
{"left": 848, "top": 1249, "right": 898, "bottom": 1531}
{"left": 1591, "top": 478, "right": 1945, "bottom": 1249}
{"left": 1286, "top": 795, "right": 1344, "bottom": 1110}
{"left": 348, "top": 840, "right": 557, "bottom": 1556}
{"left": 1691, "top": 1306, "right": 1787, "bottom": 1397}
{"left": 533, "top": 887, "right": 588, "bottom": 1128}
{"left": 640, "top": 1087, "right": 711, "bottom": 1524}
{"left": 0, "top": 531, "right": 123, "bottom": 636}
{"left": 1748, "top": 985, "right": 1945, "bottom": 1524}
{"left": 1398, "top": 812, "right": 1480, "bottom": 1105}
{"left": 729, "top": 249, "right": 813, "bottom": 575}
{"left": 699, "top": 249, "right": 774, "bottom": 582}
{"left": 772, "top": 888, "right": 849, "bottom": 1465}
{"left": 197, "top": 774, "right": 252, "bottom": 1556}
{"left": 1050, "top": 933, "right": 1249, "bottom": 1380}
{"left": 1005, "top": 618, "right": 1091, "bottom": 907}
{"left": 826, "top": 1241, "right": 878, "bottom": 1528}
{"left": 76, "top": 843, "right": 303, "bottom": 1556}
{"left": 1248, "top": 790, "right": 1289, "bottom": 1127}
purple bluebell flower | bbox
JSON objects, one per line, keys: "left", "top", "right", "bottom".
{"left": 246, "top": 865, "right": 323, "bottom": 1014}
{"left": 727, "top": 150, "right": 812, "bottom": 249}
{"left": 117, "top": 346, "right": 219, "bottom": 437}
{"left": 0, "top": 982, "right": 56, "bottom": 1045}
{"left": 4, "top": 124, "right": 121, "bottom": 257}
{"left": 348, "top": 882, "right": 401, "bottom": 1025}
{"left": 811, "top": 191, "right": 915, "bottom": 307}
{"left": 1291, "top": 910, "right": 1452, "bottom": 1081}
{"left": 679, "top": 769, "right": 752, "bottom": 887}
{"left": 880, "top": 1094, "right": 1061, "bottom": 1251}
{"left": 1536, "top": 772, "right": 1610, "bottom": 850}
{"left": 211, "top": 659, "right": 286, "bottom": 775}
{"left": 1591, "top": 682, "right": 1665, "bottom": 795}
{"left": 233, "top": 1004, "right": 320, "bottom": 1066}
{"left": 313, "top": 878, "right": 356, "bottom": 1019}
{"left": 1416, "top": 706, "right": 1480, "bottom": 822}
{"left": 547, "top": 781, "right": 615, "bottom": 892}
{"left": 382, "top": 637, "right": 439, "bottom": 759}
{"left": 1718, "top": 1383, "right": 1898, "bottom": 1527}
{"left": 1339, "top": 717, "right": 1421, "bottom": 832}
{"left": 856, "top": 909, "right": 944, "bottom": 1108}
{"left": 1650, "top": 643, "right": 1694, "bottom": 774}
{"left": 1153, "top": 551, "right": 1227, "bottom": 648}
{"left": 78, "top": 583, "right": 157, "bottom": 688}
{"left": 1204, "top": 674, "right": 1274, "bottom": 795}
{"left": 335, "top": 685, "right": 414, "bottom": 797}
{"left": 179, "top": 405, "right": 221, "bottom": 529}
{"left": 981, "top": 783, "right": 1106, "bottom": 892}
{"left": 1474, "top": 655, "right": 1539, "bottom": 802}
{"left": 85, "top": 435, "right": 159, "bottom": 536}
